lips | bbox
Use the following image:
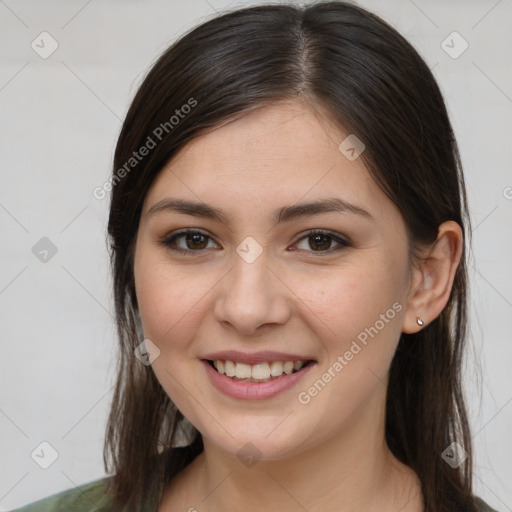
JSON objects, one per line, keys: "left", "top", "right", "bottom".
{"left": 201, "top": 351, "right": 316, "bottom": 399}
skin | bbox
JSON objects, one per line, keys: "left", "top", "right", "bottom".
{"left": 133, "top": 98, "right": 463, "bottom": 512}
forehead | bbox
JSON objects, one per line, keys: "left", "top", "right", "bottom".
{"left": 168, "top": 99, "right": 348, "bottom": 173}
{"left": 143, "top": 100, "right": 394, "bottom": 224}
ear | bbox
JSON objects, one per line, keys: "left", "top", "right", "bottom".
{"left": 402, "top": 221, "right": 464, "bottom": 334}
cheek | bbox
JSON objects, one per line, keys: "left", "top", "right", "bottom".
{"left": 134, "top": 244, "right": 210, "bottom": 352}
{"left": 290, "top": 262, "right": 405, "bottom": 433}
{"left": 294, "top": 255, "right": 406, "bottom": 389}
{"left": 133, "top": 247, "right": 213, "bottom": 422}
{"left": 297, "top": 259, "right": 401, "bottom": 336}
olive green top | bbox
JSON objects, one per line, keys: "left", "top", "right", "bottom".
{"left": 9, "top": 477, "right": 117, "bottom": 512}
{"left": 9, "top": 476, "right": 499, "bottom": 512}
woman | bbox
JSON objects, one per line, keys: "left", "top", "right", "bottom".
{"left": 12, "top": 1, "right": 499, "bottom": 511}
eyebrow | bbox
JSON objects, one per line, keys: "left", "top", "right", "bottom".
{"left": 146, "top": 197, "right": 375, "bottom": 226}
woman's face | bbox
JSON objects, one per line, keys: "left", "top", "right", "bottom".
{"left": 134, "top": 99, "right": 416, "bottom": 461}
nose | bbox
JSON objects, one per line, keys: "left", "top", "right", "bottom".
{"left": 213, "top": 249, "right": 291, "bottom": 337}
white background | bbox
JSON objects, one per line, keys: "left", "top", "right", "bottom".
{"left": 0, "top": 0, "right": 511, "bottom": 510}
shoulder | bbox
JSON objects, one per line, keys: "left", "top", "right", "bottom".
{"left": 8, "top": 476, "right": 115, "bottom": 512}
{"left": 475, "top": 495, "right": 500, "bottom": 512}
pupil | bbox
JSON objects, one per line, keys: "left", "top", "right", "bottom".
{"left": 310, "top": 234, "right": 330, "bottom": 251}
{"left": 187, "top": 234, "right": 207, "bottom": 249}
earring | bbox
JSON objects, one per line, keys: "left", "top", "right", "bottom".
{"left": 416, "top": 317, "right": 424, "bottom": 326}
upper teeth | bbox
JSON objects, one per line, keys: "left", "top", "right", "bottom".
{"left": 213, "top": 360, "right": 305, "bottom": 380}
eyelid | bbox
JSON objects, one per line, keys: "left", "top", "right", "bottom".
{"left": 161, "top": 228, "right": 220, "bottom": 253}
{"left": 292, "top": 229, "right": 350, "bottom": 254}
{"left": 160, "top": 228, "right": 350, "bottom": 255}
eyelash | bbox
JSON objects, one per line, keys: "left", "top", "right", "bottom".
{"left": 160, "top": 229, "right": 351, "bottom": 256}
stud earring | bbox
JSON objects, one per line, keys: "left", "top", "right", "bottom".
{"left": 416, "top": 317, "right": 424, "bottom": 326}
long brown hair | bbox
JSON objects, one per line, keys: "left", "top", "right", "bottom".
{"left": 104, "top": 2, "right": 477, "bottom": 510}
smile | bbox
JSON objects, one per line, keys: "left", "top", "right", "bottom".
{"left": 209, "top": 359, "right": 308, "bottom": 382}
{"left": 201, "top": 352, "right": 316, "bottom": 400}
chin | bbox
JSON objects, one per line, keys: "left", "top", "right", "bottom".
{"left": 197, "top": 416, "right": 318, "bottom": 463}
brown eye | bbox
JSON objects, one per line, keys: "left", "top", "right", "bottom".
{"left": 308, "top": 234, "right": 332, "bottom": 251}
{"left": 184, "top": 233, "right": 209, "bottom": 250}
{"left": 161, "top": 230, "right": 218, "bottom": 254}
{"left": 294, "top": 230, "right": 350, "bottom": 254}
{"left": 161, "top": 229, "right": 350, "bottom": 256}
